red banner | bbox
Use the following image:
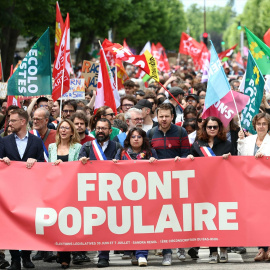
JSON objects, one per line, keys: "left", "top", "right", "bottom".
{"left": 0, "top": 157, "right": 270, "bottom": 251}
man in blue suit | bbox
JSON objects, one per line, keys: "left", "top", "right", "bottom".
{"left": 0, "top": 108, "right": 44, "bottom": 270}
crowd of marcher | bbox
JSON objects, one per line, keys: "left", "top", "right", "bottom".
{"left": 0, "top": 57, "right": 270, "bottom": 269}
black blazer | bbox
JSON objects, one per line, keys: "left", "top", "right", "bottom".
{"left": 1, "top": 132, "right": 45, "bottom": 162}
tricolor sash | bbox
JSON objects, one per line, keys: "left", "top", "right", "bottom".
{"left": 33, "top": 129, "right": 49, "bottom": 162}
{"left": 92, "top": 140, "right": 107, "bottom": 160}
{"left": 200, "top": 146, "right": 216, "bottom": 157}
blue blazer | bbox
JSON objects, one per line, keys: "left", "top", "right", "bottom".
{"left": 1, "top": 132, "right": 45, "bottom": 162}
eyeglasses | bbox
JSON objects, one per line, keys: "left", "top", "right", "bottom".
{"left": 131, "top": 135, "right": 142, "bottom": 139}
{"left": 63, "top": 110, "right": 75, "bottom": 114}
{"left": 39, "top": 105, "right": 48, "bottom": 108}
{"left": 32, "top": 117, "right": 45, "bottom": 122}
{"left": 8, "top": 119, "right": 23, "bottom": 123}
{"left": 60, "top": 126, "right": 71, "bottom": 130}
{"left": 96, "top": 127, "right": 109, "bottom": 131}
{"left": 187, "top": 99, "right": 197, "bottom": 103}
{"left": 105, "top": 113, "right": 115, "bottom": 117}
{"left": 206, "top": 125, "right": 219, "bottom": 130}
{"left": 131, "top": 118, "right": 144, "bottom": 122}
{"left": 122, "top": 104, "right": 134, "bottom": 107}
{"left": 197, "top": 118, "right": 205, "bottom": 123}
{"left": 256, "top": 122, "right": 268, "bottom": 127}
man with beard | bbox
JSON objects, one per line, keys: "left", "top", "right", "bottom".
{"left": 113, "top": 108, "right": 143, "bottom": 146}
{"left": 79, "top": 118, "right": 121, "bottom": 162}
{"left": 71, "top": 112, "right": 94, "bottom": 145}
{"left": 78, "top": 118, "right": 121, "bottom": 268}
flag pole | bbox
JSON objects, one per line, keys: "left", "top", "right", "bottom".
{"left": 115, "top": 64, "right": 118, "bottom": 91}
{"left": 229, "top": 89, "right": 242, "bottom": 129}
{"left": 158, "top": 81, "right": 184, "bottom": 111}
{"left": 0, "top": 50, "right": 4, "bottom": 82}
{"left": 59, "top": 13, "right": 69, "bottom": 120}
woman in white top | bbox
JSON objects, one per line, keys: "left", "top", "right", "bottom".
{"left": 238, "top": 112, "right": 270, "bottom": 157}
{"left": 238, "top": 112, "right": 270, "bottom": 261}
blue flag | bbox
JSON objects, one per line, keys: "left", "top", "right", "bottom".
{"left": 204, "top": 41, "right": 230, "bottom": 110}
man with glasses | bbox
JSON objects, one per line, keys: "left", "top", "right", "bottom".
{"left": 186, "top": 94, "right": 199, "bottom": 108}
{"left": 30, "top": 108, "right": 56, "bottom": 151}
{"left": 0, "top": 108, "right": 44, "bottom": 270}
{"left": 167, "top": 87, "right": 185, "bottom": 123}
{"left": 62, "top": 100, "right": 77, "bottom": 120}
{"left": 113, "top": 108, "right": 143, "bottom": 146}
{"left": 120, "top": 95, "right": 137, "bottom": 113}
{"left": 134, "top": 99, "right": 157, "bottom": 132}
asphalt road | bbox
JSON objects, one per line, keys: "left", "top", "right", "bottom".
{"left": 3, "top": 247, "right": 270, "bottom": 269}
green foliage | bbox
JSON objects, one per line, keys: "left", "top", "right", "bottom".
{"left": 185, "top": 2, "right": 236, "bottom": 51}
{"left": 224, "top": 0, "right": 270, "bottom": 49}
{"left": 113, "top": 0, "right": 186, "bottom": 52}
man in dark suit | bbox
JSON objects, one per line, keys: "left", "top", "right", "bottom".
{"left": 0, "top": 108, "right": 44, "bottom": 270}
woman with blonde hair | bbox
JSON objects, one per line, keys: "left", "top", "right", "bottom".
{"left": 48, "top": 119, "right": 81, "bottom": 269}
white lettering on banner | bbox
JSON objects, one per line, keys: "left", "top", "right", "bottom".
{"left": 18, "top": 49, "right": 38, "bottom": 94}
{"left": 35, "top": 169, "right": 239, "bottom": 236}
{"left": 148, "top": 171, "right": 172, "bottom": 200}
{"left": 208, "top": 59, "right": 222, "bottom": 77}
{"left": 219, "top": 202, "right": 238, "bottom": 230}
{"left": 214, "top": 101, "right": 235, "bottom": 119}
{"left": 35, "top": 202, "right": 238, "bottom": 235}
{"left": 243, "top": 79, "right": 258, "bottom": 127}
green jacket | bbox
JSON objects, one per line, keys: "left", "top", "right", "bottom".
{"left": 48, "top": 143, "right": 82, "bottom": 162}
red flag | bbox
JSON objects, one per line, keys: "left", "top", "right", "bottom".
{"left": 52, "top": 13, "right": 70, "bottom": 101}
{"left": 102, "top": 39, "right": 115, "bottom": 66}
{"left": 156, "top": 42, "right": 165, "bottom": 55}
{"left": 198, "top": 42, "right": 210, "bottom": 70}
{"left": 202, "top": 91, "right": 249, "bottom": 127}
{"left": 179, "top": 33, "right": 202, "bottom": 57}
{"left": 236, "top": 51, "right": 244, "bottom": 67}
{"left": 218, "top": 44, "right": 238, "bottom": 60}
{"left": 115, "top": 59, "right": 129, "bottom": 90}
{"left": 7, "top": 65, "right": 21, "bottom": 108}
{"left": 123, "top": 39, "right": 131, "bottom": 51}
{"left": 179, "top": 33, "right": 206, "bottom": 70}
{"left": 102, "top": 39, "right": 159, "bottom": 82}
{"left": 155, "top": 42, "right": 170, "bottom": 72}
{"left": 264, "top": 28, "right": 270, "bottom": 47}
{"left": 95, "top": 48, "right": 117, "bottom": 114}
{"left": 151, "top": 43, "right": 166, "bottom": 72}
{"left": 54, "top": 2, "right": 65, "bottom": 59}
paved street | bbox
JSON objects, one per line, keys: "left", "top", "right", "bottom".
{"left": 3, "top": 247, "right": 270, "bottom": 269}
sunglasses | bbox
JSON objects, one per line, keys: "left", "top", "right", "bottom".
{"left": 197, "top": 118, "right": 205, "bottom": 123}
{"left": 105, "top": 113, "right": 115, "bottom": 117}
{"left": 206, "top": 125, "right": 219, "bottom": 130}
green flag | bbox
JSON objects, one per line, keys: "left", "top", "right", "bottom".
{"left": 241, "top": 50, "right": 264, "bottom": 134}
{"left": 245, "top": 26, "right": 270, "bottom": 75}
{"left": 7, "top": 28, "right": 52, "bottom": 96}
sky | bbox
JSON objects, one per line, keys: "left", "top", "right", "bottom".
{"left": 181, "top": 0, "right": 248, "bottom": 14}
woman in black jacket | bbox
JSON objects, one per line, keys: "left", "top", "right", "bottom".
{"left": 188, "top": 116, "right": 233, "bottom": 264}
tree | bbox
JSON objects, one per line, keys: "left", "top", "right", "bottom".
{"left": 185, "top": 2, "right": 236, "bottom": 52}
{"left": 0, "top": 0, "right": 55, "bottom": 81}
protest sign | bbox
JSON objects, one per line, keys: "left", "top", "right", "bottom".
{"left": 61, "top": 78, "right": 85, "bottom": 99}
{"left": 0, "top": 82, "right": 7, "bottom": 99}
{"left": 0, "top": 157, "right": 270, "bottom": 251}
{"left": 81, "top": 60, "right": 115, "bottom": 91}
